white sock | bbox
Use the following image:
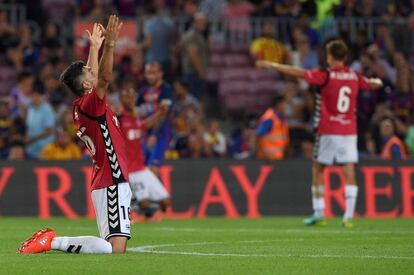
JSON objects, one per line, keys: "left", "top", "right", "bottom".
{"left": 344, "top": 185, "right": 358, "bottom": 221}
{"left": 312, "top": 186, "right": 325, "bottom": 219}
{"left": 51, "top": 236, "right": 112, "bottom": 254}
{"left": 311, "top": 186, "right": 318, "bottom": 216}
{"left": 316, "top": 198, "right": 325, "bottom": 219}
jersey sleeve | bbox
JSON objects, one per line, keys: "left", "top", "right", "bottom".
{"left": 304, "top": 69, "right": 328, "bottom": 86}
{"left": 77, "top": 88, "right": 106, "bottom": 116}
{"left": 357, "top": 74, "right": 371, "bottom": 90}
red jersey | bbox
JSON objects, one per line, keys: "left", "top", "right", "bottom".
{"left": 304, "top": 66, "right": 371, "bottom": 135}
{"left": 118, "top": 111, "right": 146, "bottom": 173}
{"left": 72, "top": 88, "right": 129, "bottom": 191}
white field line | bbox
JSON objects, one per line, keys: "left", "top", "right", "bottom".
{"left": 128, "top": 241, "right": 414, "bottom": 260}
{"left": 154, "top": 227, "right": 414, "bottom": 235}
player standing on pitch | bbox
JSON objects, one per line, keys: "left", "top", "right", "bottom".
{"left": 19, "top": 15, "right": 130, "bottom": 254}
{"left": 257, "top": 40, "right": 383, "bottom": 227}
{"left": 137, "top": 62, "right": 173, "bottom": 177}
{"left": 118, "top": 87, "right": 171, "bottom": 222}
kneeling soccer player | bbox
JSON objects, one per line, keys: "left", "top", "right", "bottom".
{"left": 19, "top": 16, "right": 130, "bottom": 254}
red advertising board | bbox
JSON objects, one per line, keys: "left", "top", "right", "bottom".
{"left": 0, "top": 160, "right": 413, "bottom": 218}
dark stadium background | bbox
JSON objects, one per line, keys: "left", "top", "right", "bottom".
{"left": 0, "top": 0, "right": 413, "bottom": 218}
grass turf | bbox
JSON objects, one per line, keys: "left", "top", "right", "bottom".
{"left": 1, "top": 217, "right": 413, "bottom": 275}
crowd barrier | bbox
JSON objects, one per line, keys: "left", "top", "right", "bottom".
{"left": 0, "top": 160, "right": 413, "bottom": 218}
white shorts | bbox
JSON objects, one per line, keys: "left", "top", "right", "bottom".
{"left": 91, "top": 182, "right": 132, "bottom": 240}
{"left": 129, "top": 168, "right": 170, "bottom": 203}
{"left": 313, "top": 135, "right": 358, "bottom": 165}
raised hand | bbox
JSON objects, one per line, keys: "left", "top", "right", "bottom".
{"left": 104, "top": 15, "right": 123, "bottom": 46}
{"left": 86, "top": 23, "right": 105, "bottom": 49}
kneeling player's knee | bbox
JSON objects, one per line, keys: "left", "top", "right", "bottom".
{"left": 159, "top": 199, "right": 171, "bottom": 212}
{"left": 108, "top": 237, "right": 128, "bottom": 253}
{"left": 139, "top": 199, "right": 151, "bottom": 209}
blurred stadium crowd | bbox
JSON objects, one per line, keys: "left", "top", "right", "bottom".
{"left": 0, "top": 0, "right": 414, "bottom": 161}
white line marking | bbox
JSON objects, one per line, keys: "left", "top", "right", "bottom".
{"left": 128, "top": 241, "right": 414, "bottom": 260}
{"left": 154, "top": 227, "right": 414, "bottom": 235}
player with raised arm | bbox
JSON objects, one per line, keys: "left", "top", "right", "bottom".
{"left": 18, "top": 15, "right": 130, "bottom": 254}
{"left": 137, "top": 62, "right": 173, "bottom": 177}
{"left": 118, "top": 87, "right": 171, "bottom": 222}
{"left": 257, "top": 40, "right": 383, "bottom": 227}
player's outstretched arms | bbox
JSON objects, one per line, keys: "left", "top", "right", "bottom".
{"left": 97, "top": 15, "right": 123, "bottom": 99}
{"left": 256, "top": 60, "right": 305, "bottom": 78}
{"left": 367, "top": 78, "right": 383, "bottom": 90}
{"left": 86, "top": 23, "right": 105, "bottom": 87}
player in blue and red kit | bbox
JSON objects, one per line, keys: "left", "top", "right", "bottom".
{"left": 137, "top": 62, "right": 173, "bottom": 176}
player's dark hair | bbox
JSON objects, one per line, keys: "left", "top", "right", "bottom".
{"left": 17, "top": 70, "right": 33, "bottom": 83}
{"left": 272, "top": 94, "right": 285, "bottom": 107}
{"left": 59, "top": 61, "right": 85, "bottom": 97}
{"left": 326, "top": 40, "right": 348, "bottom": 61}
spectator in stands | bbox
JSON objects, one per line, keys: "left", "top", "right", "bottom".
{"left": 203, "top": 120, "right": 227, "bottom": 157}
{"left": 0, "top": 98, "right": 12, "bottom": 159}
{"left": 141, "top": 4, "right": 175, "bottom": 74}
{"left": 295, "top": 14, "right": 319, "bottom": 48}
{"left": 350, "top": 30, "right": 370, "bottom": 61}
{"left": 250, "top": 21, "right": 288, "bottom": 64}
{"left": 8, "top": 139, "right": 26, "bottom": 160}
{"left": 58, "top": 109, "right": 77, "bottom": 139}
{"left": 172, "top": 78, "right": 201, "bottom": 116}
{"left": 172, "top": 79, "right": 204, "bottom": 158}
{"left": 9, "top": 71, "right": 34, "bottom": 117}
{"left": 282, "top": 81, "right": 313, "bottom": 158}
{"left": 335, "top": 0, "right": 358, "bottom": 17}
{"left": 113, "top": 0, "right": 139, "bottom": 17}
{"left": 44, "top": 73, "right": 66, "bottom": 114}
{"left": 200, "top": 0, "right": 226, "bottom": 21}
{"left": 41, "top": 22, "right": 63, "bottom": 60}
{"left": 380, "top": 118, "right": 407, "bottom": 160}
{"left": 40, "top": 128, "right": 81, "bottom": 160}
{"left": 312, "top": 0, "right": 339, "bottom": 29}
{"left": 41, "top": 0, "right": 77, "bottom": 23}
{"left": 291, "top": 33, "right": 319, "bottom": 69}
{"left": 181, "top": 13, "right": 208, "bottom": 99}
{"left": 274, "top": 0, "right": 302, "bottom": 17}
{"left": 230, "top": 119, "right": 256, "bottom": 159}
{"left": 405, "top": 113, "right": 414, "bottom": 155}
{"left": 0, "top": 10, "right": 16, "bottom": 53}
{"left": 393, "top": 13, "right": 414, "bottom": 66}
{"left": 356, "top": 0, "right": 379, "bottom": 17}
{"left": 25, "top": 81, "right": 56, "bottom": 159}
{"left": 16, "top": 24, "right": 41, "bottom": 69}
{"left": 374, "top": 23, "right": 395, "bottom": 61}
{"left": 256, "top": 95, "right": 289, "bottom": 160}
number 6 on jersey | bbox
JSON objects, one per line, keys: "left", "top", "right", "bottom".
{"left": 337, "top": 86, "right": 351, "bottom": 113}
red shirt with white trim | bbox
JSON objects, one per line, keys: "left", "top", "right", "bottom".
{"left": 72, "top": 88, "right": 129, "bottom": 191}
{"left": 304, "top": 66, "right": 371, "bottom": 135}
{"left": 118, "top": 111, "right": 146, "bottom": 173}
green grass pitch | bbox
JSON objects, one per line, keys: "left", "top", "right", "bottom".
{"left": 1, "top": 217, "right": 414, "bottom": 274}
